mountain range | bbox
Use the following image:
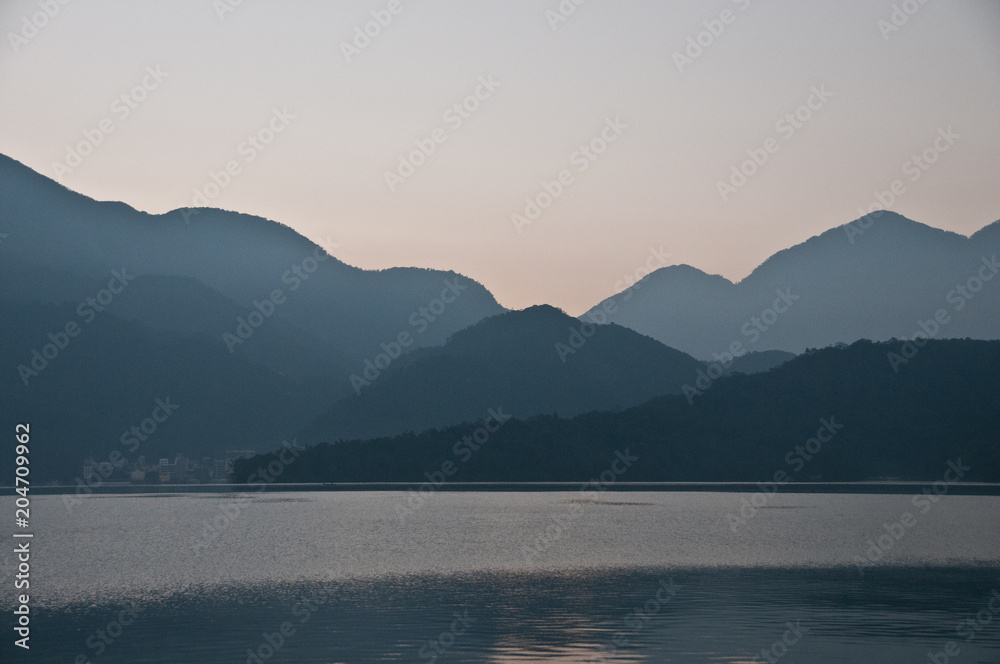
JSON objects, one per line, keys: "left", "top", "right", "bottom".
{"left": 0, "top": 154, "right": 505, "bottom": 376}
{"left": 237, "top": 339, "right": 1000, "bottom": 484}
{"left": 584, "top": 212, "right": 1000, "bottom": 358}
{"left": 0, "top": 153, "right": 997, "bottom": 480}
{"left": 297, "top": 304, "right": 704, "bottom": 444}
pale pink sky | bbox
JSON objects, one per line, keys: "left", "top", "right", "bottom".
{"left": 2, "top": 0, "right": 998, "bottom": 314}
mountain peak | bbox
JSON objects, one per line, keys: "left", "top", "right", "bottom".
{"left": 519, "top": 303, "right": 569, "bottom": 317}
{"left": 646, "top": 264, "right": 730, "bottom": 283}
{"left": 837, "top": 210, "right": 966, "bottom": 241}
{"left": 970, "top": 218, "right": 1000, "bottom": 243}
{"left": 581, "top": 210, "right": 1000, "bottom": 358}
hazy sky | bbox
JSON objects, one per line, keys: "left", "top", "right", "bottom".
{"left": 2, "top": 0, "right": 998, "bottom": 314}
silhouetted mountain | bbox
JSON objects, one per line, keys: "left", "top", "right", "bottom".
{"left": 4, "top": 154, "right": 997, "bottom": 483}
{"left": 298, "top": 305, "right": 704, "bottom": 443}
{"left": 0, "top": 154, "right": 505, "bottom": 370}
{"left": 236, "top": 339, "right": 1000, "bottom": 483}
{"left": 0, "top": 300, "right": 342, "bottom": 481}
{"left": 0, "top": 155, "right": 511, "bottom": 479}
{"left": 583, "top": 212, "right": 1000, "bottom": 358}
{"left": 101, "top": 275, "right": 347, "bottom": 379}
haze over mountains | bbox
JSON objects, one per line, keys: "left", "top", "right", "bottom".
{"left": 0, "top": 154, "right": 997, "bottom": 480}
{"left": 0, "top": 154, "right": 505, "bottom": 371}
{"left": 584, "top": 212, "right": 1000, "bottom": 359}
{"left": 0, "top": 297, "right": 338, "bottom": 479}
{"left": 0, "top": 153, "right": 503, "bottom": 478}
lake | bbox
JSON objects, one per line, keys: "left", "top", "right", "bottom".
{"left": 2, "top": 490, "right": 999, "bottom": 662}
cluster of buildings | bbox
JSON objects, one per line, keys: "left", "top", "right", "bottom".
{"left": 81, "top": 450, "right": 257, "bottom": 485}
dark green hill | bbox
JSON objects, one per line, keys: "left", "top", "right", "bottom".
{"left": 239, "top": 339, "right": 1000, "bottom": 483}
{"left": 298, "top": 305, "right": 704, "bottom": 443}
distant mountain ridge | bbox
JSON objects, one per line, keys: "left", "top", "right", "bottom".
{"left": 0, "top": 154, "right": 505, "bottom": 480}
{"left": 0, "top": 153, "right": 506, "bottom": 369}
{"left": 2, "top": 154, "right": 997, "bottom": 482}
{"left": 584, "top": 212, "right": 1000, "bottom": 358}
{"left": 298, "top": 304, "right": 705, "bottom": 444}
{"left": 237, "top": 339, "right": 1000, "bottom": 484}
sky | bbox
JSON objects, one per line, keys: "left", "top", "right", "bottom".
{"left": 1, "top": 0, "right": 998, "bottom": 315}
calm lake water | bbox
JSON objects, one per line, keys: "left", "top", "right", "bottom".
{"left": 2, "top": 491, "right": 999, "bottom": 662}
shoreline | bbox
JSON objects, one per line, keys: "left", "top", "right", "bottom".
{"left": 7, "top": 481, "right": 1000, "bottom": 496}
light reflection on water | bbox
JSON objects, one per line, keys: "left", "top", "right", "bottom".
{"left": 1, "top": 491, "right": 998, "bottom": 662}
{"left": 17, "top": 567, "right": 1000, "bottom": 663}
